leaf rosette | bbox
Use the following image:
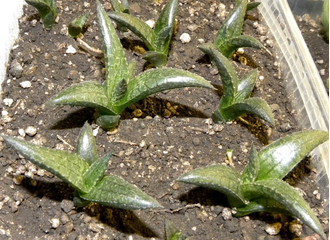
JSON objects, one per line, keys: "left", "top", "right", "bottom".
{"left": 2, "top": 122, "right": 162, "bottom": 210}
{"left": 177, "top": 130, "right": 329, "bottom": 239}
{"left": 47, "top": 1, "right": 214, "bottom": 130}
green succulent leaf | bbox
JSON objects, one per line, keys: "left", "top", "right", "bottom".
{"left": 25, "top": 0, "right": 57, "bottom": 29}
{"left": 154, "top": 26, "right": 173, "bottom": 53}
{"left": 107, "top": 11, "right": 156, "bottom": 50}
{"left": 79, "top": 174, "right": 162, "bottom": 210}
{"left": 219, "top": 35, "right": 264, "bottom": 58}
{"left": 76, "top": 122, "right": 99, "bottom": 165}
{"left": 127, "top": 61, "right": 136, "bottom": 82}
{"left": 256, "top": 130, "right": 329, "bottom": 181}
{"left": 154, "top": 0, "right": 178, "bottom": 36}
{"left": 47, "top": 81, "right": 113, "bottom": 114}
{"left": 109, "top": 0, "right": 129, "bottom": 13}
{"left": 199, "top": 44, "right": 238, "bottom": 106}
{"left": 215, "top": 0, "right": 247, "bottom": 48}
{"left": 165, "top": 219, "right": 186, "bottom": 240}
{"left": 217, "top": 97, "right": 275, "bottom": 126}
{"left": 242, "top": 179, "right": 327, "bottom": 240}
{"left": 68, "top": 12, "right": 90, "bottom": 38}
{"left": 97, "top": 2, "right": 129, "bottom": 102}
{"left": 142, "top": 51, "right": 168, "bottom": 67}
{"left": 73, "top": 191, "right": 91, "bottom": 208}
{"left": 177, "top": 165, "right": 247, "bottom": 207}
{"left": 241, "top": 145, "right": 259, "bottom": 184}
{"left": 236, "top": 69, "right": 258, "bottom": 102}
{"left": 95, "top": 114, "right": 121, "bottom": 130}
{"left": 83, "top": 152, "right": 111, "bottom": 190}
{"left": 113, "top": 68, "right": 215, "bottom": 113}
{"left": 2, "top": 135, "right": 90, "bottom": 193}
{"left": 246, "top": 2, "right": 261, "bottom": 12}
{"left": 234, "top": 197, "right": 292, "bottom": 217}
{"left": 113, "top": 79, "right": 128, "bottom": 102}
{"left": 109, "top": 0, "right": 130, "bottom": 31}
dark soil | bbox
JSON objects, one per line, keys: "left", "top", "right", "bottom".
{"left": 295, "top": 13, "right": 329, "bottom": 92}
{"left": 0, "top": 1, "right": 328, "bottom": 239}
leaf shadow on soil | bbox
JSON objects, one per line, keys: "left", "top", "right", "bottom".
{"left": 18, "top": 177, "right": 159, "bottom": 238}
{"left": 178, "top": 186, "right": 229, "bottom": 207}
{"left": 49, "top": 97, "right": 209, "bottom": 130}
{"left": 177, "top": 186, "right": 298, "bottom": 239}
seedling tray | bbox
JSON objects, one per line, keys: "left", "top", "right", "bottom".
{"left": 258, "top": 0, "right": 329, "bottom": 204}
{"left": 1, "top": 0, "right": 328, "bottom": 220}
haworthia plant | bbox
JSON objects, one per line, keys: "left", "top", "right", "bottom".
{"left": 47, "top": 1, "right": 214, "bottom": 130}
{"left": 2, "top": 122, "right": 162, "bottom": 210}
{"left": 177, "top": 130, "right": 329, "bottom": 240}
{"left": 108, "top": 0, "right": 179, "bottom": 67}
{"left": 199, "top": 44, "right": 274, "bottom": 126}
{"left": 214, "top": 0, "right": 264, "bottom": 58}
{"left": 25, "top": 0, "right": 57, "bottom": 29}
{"left": 68, "top": 12, "right": 90, "bottom": 38}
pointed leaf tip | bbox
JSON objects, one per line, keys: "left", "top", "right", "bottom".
{"left": 76, "top": 122, "right": 99, "bottom": 164}
{"left": 257, "top": 130, "right": 329, "bottom": 180}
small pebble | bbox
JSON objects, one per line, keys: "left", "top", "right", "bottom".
{"left": 198, "top": 38, "right": 205, "bottom": 43}
{"left": 265, "top": 39, "right": 274, "bottom": 47}
{"left": 213, "top": 124, "right": 224, "bottom": 132}
{"left": 289, "top": 220, "right": 302, "bottom": 236}
{"left": 9, "top": 59, "right": 23, "bottom": 78}
{"left": 13, "top": 175, "right": 24, "bottom": 185}
{"left": 265, "top": 222, "right": 282, "bottom": 235}
{"left": 180, "top": 33, "right": 191, "bottom": 43}
{"left": 66, "top": 45, "right": 77, "bottom": 54}
{"left": 221, "top": 207, "right": 232, "bottom": 220}
{"left": 319, "top": 69, "right": 325, "bottom": 76}
{"left": 64, "top": 222, "right": 74, "bottom": 234}
{"left": 20, "top": 81, "right": 32, "bottom": 89}
{"left": 13, "top": 191, "right": 24, "bottom": 204}
{"left": 187, "top": 24, "right": 199, "bottom": 32}
{"left": 18, "top": 129, "right": 26, "bottom": 137}
{"left": 3, "top": 98, "right": 14, "bottom": 107}
{"left": 236, "top": 48, "right": 244, "bottom": 54}
{"left": 50, "top": 218, "right": 60, "bottom": 229}
{"left": 60, "top": 199, "right": 74, "bottom": 213}
{"left": 25, "top": 126, "right": 37, "bottom": 137}
{"left": 139, "top": 140, "right": 146, "bottom": 148}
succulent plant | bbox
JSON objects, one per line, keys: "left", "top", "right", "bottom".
{"left": 199, "top": 44, "right": 274, "bottom": 126}
{"left": 47, "top": 1, "right": 214, "bottom": 130}
{"left": 213, "top": 0, "right": 264, "bottom": 59}
{"left": 2, "top": 122, "right": 162, "bottom": 210}
{"left": 108, "top": 0, "right": 179, "bottom": 67}
{"left": 177, "top": 130, "right": 329, "bottom": 239}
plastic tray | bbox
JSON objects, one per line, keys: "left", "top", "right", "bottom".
{"left": 258, "top": 0, "right": 329, "bottom": 200}
{"left": 0, "top": 0, "right": 24, "bottom": 94}
{"left": 1, "top": 0, "right": 328, "bottom": 211}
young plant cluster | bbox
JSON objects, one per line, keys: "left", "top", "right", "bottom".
{"left": 4, "top": 0, "right": 328, "bottom": 239}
